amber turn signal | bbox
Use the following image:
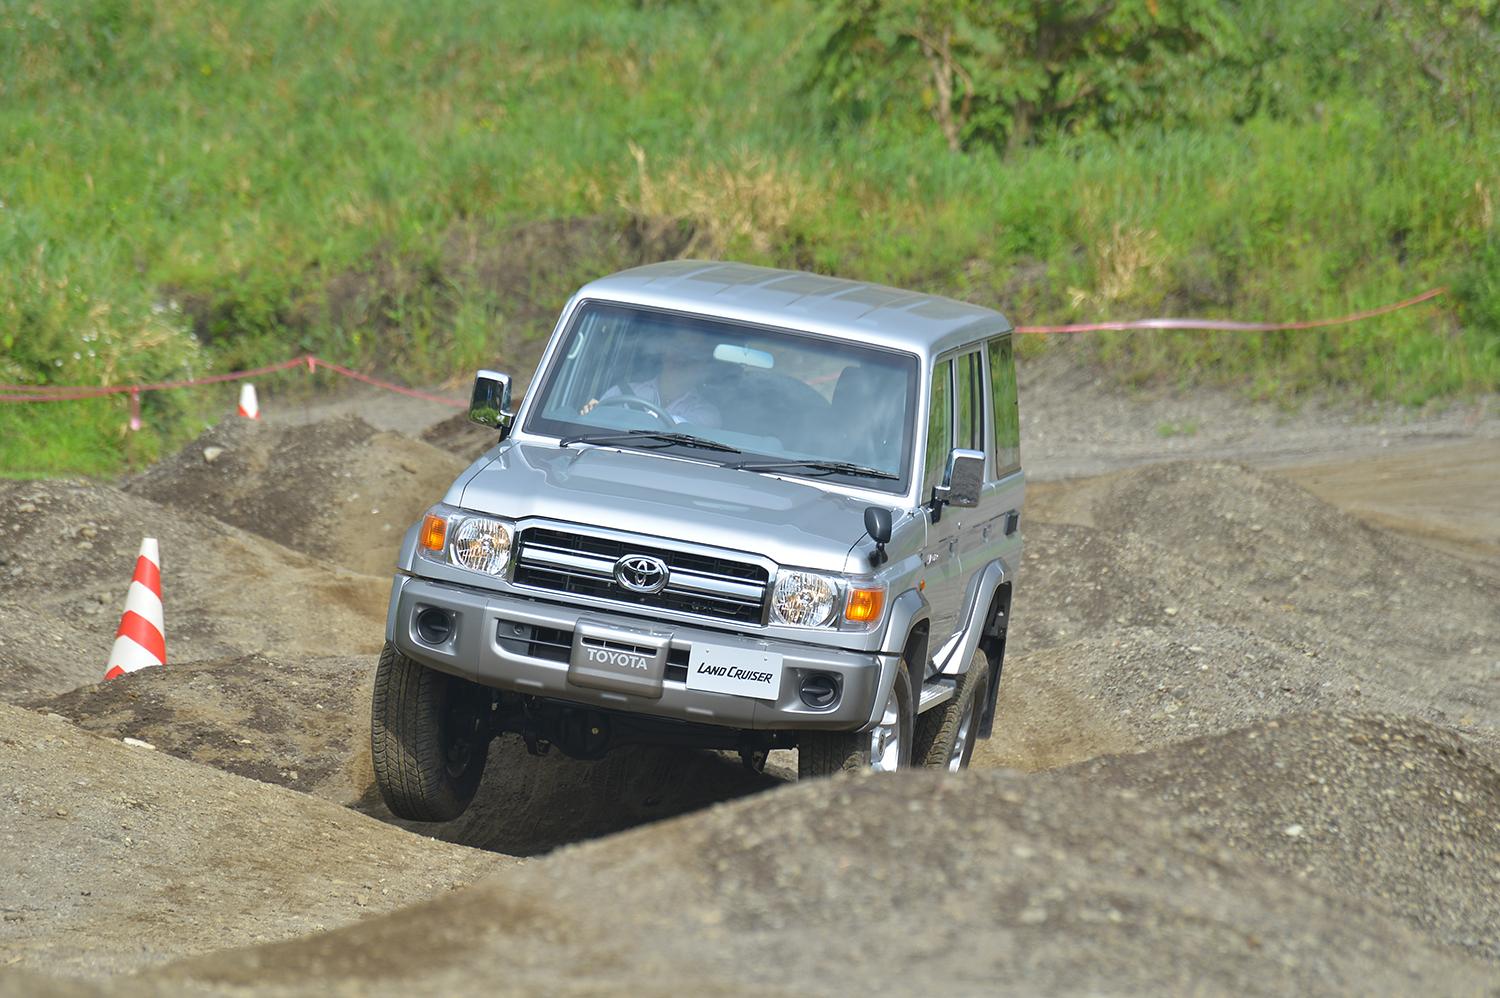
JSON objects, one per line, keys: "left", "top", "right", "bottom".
{"left": 844, "top": 587, "right": 885, "bottom": 623}
{"left": 419, "top": 513, "right": 447, "bottom": 551}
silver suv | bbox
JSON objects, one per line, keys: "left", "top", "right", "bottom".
{"left": 372, "top": 261, "right": 1023, "bottom": 821}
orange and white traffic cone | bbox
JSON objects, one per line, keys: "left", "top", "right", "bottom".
{"left": 104, "top": 538, "right": 165, "bottom": 680}
{"left": 237, "top": 383, "right": 260, "bottom": 419}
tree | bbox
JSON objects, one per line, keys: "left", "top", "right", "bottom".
{"left": 811, "top": 0, "right": 1243, "bottom": 153}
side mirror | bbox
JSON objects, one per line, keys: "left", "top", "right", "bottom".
{"left": 932, "top": 448, "right": 984, "bottom": 518}
{"left": 864, "top": 506, "right": 892, "bottom": 567}
{"left": 469, "top": 370, "right": 515, "bottom": 436}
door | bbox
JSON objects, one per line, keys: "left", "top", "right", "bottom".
{"left": 977, "top": 335, "right": 1024, "bottom": 595}
{"left": 918, "top": 357, "right": 964, "bottom": 671}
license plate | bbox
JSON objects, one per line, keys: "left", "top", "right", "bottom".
{"left": 686, "top": 643, "right": 784, "bottom": 701}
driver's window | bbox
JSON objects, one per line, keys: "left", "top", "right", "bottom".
{"left": 923, "top": 359, "right": 953, "bottom": 495}
{"left": 539, "top": 309, "right": 634, "bottom": 418}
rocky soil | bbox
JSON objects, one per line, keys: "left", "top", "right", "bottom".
{"left": 1, "top": 364, "right": 1497, "bottom": 994}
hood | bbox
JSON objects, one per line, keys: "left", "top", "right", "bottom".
{"left": 453, "top": 443, "right": 876, "bottom": 571}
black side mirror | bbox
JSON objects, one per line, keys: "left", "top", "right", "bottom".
{"left": 470, "top": 370, "right": 515, "bottom": 438}
{"left": 864, "top": 506, "right": 892, "bottom": 566}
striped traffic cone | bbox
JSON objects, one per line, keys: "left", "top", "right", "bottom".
{"left": 104, "top": 538, "right": 165, "bottom": 680}
{"left": 237, "top": 383, "right": 260, "bottom": 419}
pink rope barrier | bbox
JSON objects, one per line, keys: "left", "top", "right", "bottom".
{"left": 304, "top": 357, "right": 467, "bottom": 408}
{"left": 1013, "top": 287, "right": 1445, "bottom": 334}
{"left": 0, "top": 354, "right": 466, "bottom": 409}
{"left": 0, "top": 285, "right": 1448, "bottom": 413}
{"left": 0, "top": 355, "right": 312, "bottom": 400}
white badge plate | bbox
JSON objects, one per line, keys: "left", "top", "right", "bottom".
{"left": 686, "top": 643, "right": 784, "bottom": 701}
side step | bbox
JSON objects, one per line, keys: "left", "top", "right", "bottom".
{"left": 917, "top": 677, "right": 956, "bottom": 714}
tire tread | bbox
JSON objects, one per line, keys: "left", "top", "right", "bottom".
{"left": 912, "top": 648, "right": 989, "bottom": 770}
{"left": 370, "top": 642, "right": 484, "bottom": 821}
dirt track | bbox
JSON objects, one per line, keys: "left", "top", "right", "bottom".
{"left": 2, "top": 364, "right": 1498, "bottom": 994}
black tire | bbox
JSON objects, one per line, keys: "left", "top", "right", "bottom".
{"left": 797, "top": 660, "right": 913, "bottom": 779}
{"left": 370, "top": 642, "right": 490, "bottom": 821}
{"left": 912, "top": 648, "right": 989, "bottom": 772}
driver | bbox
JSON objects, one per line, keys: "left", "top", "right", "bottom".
{"left": 580, "top": 322, "right": 722, "bottom": 427}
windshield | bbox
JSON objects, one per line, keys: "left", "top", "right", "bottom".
{"left": 525, "top": 301, "right": 919, "bottom": 493}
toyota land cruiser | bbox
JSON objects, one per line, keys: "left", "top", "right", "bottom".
{"left": 372, "top": 261, "right": 1023, "bottom": 821}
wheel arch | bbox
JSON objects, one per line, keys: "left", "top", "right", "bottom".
{"left": 975, "top": 579, "right": 1012, "bottom": 739}
{"left": 860, "top": 588, "right": 929, "bottom": 731}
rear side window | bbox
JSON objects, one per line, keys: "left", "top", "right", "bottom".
{"left": 956, "top": 351, "right": 983, "bottom": 452}
{"left": 923, "top": 359, "right": 953, "bottom": 494}
{"left": 986, "top": 336, "right": 1020, "bottom": 475}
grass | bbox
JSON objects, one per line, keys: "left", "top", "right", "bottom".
{"left": 1156, "top": 420, "right": 1201, "bottom": 440}
{"left": 1, "top": 0, "right": 1496, "bottom": 476}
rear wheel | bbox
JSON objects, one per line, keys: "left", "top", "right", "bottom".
{"left": 371, "top": 642, "right": 490, "bottom": 821}
{"left": 797, "top": 660, "right": 913, "bottom": 778}
{"left": 913, "top": 648, "right": 989, "bottom": 772}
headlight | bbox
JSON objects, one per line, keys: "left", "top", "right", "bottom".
{"left": 770, "top": 571, "right": 839, "bottom": 627}
{"left": 417, "top": 506, "right": 513, "bottom": 577}
{"left": 449, "top": 516, "right": 512, "bottom": 574}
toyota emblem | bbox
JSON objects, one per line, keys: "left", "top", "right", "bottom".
{"left": 614, "top": 554, "right": 669, "bottom": 594}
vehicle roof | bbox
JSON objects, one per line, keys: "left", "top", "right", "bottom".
{"left": 572, "top": 260, "right": 1012, "bottom": 358}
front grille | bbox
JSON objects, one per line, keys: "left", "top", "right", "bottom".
{"left": 513, "top": 526, "right": 769, "bottom": 624}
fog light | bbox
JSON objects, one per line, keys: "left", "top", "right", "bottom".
{"left": 415, "top": 607, "right": 454, "bottom": 645}
{"left": 799, "top": 673, "right": 839, "bottom": 709}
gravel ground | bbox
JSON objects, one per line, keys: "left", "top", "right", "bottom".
{"left": 1, "top": 358, "right": 1497, "bottom": 994}
{"left": 128, "top": 718, "right": 1498, "bottom": 996}
{"left": 1015, "top": 344, "right": 1500, "bottom": 481}
{"left": 30, "top": 653, "right": 785, "bottom": 858}
{"left": 980, "top": 460, "right": 1500, "bottom": 771}
{"left": 0, "top": 704, "right": 504, "bottom": 978}
{"left": 0, "top": 481, "right": 387, "bottom": 700}
{"left": 125, "top": 416, "right": 468, "bottom": 578}
{"left": 1064, "top": 714, "right": 1500, "bottom": 963}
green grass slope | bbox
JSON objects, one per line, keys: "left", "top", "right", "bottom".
{"left": 1, "top": 0, "right": 1496, "bottom": 475}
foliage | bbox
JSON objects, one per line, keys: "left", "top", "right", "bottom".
{"left": 0, "top": 0, "right": 1496, "bottom": 476}
{"left": 811, "top": 0, "right": 1247, "bottom": 151}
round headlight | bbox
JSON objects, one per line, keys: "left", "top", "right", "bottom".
{"left": 772, "top": 571, "right": 838, "bottom": 627}
{"left": 449, "top": 516, "right": 512, "bottom": 575}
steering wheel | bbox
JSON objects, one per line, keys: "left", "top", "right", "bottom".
{"left": 592, "top": 394, "right": 675, "bottom": 428}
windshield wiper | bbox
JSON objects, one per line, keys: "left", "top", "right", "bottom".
{"left": 728, "top": 459, "right": 898, "bottom": 481}
{"left": 558, "top": 430, "right": 741, "bottom": 454}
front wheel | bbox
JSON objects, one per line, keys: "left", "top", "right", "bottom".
{"left": 370, "top": 642, "right": 490, "bottom": 821}
{"left": 797, "top": 660, "right": 913, "bottom": 778}
{"left": 912, "top": 648, "right": 989, "bottom": 772}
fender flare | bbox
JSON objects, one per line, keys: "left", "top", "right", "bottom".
{"left": 938, "top": 558, "right": 1012, "bottom": 677}
{"left": 860, "top": 588, "right": 930, "bottom": 731}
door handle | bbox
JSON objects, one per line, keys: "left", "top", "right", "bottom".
{"left": 1004, "top": 510, "right": 1020, "bottom": 536}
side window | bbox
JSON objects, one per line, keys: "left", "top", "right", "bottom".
{"left": 956, "top": 351, "right": 983, "bottom": 453}
{"left": 922, "top": 359, "right": 953, "bottom": 495}
{"left": 986, "top": 336, "right": 1021, "bottom": 475}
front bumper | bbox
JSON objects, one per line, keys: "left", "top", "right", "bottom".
{"left": 388, "top": 574, "right": 886, "bottom": 731}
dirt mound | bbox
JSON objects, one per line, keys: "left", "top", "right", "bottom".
{"left": 0, "top": 480, "right": 386, "bottom": 699}
{"left": 125, "top": 416, "right": 468, "bottom": 576}
{"left": 1064, "top": 713, "right": 1500, "bottom": 962}
{"left": 0, "top": 703, "right": 504, "bottom": 978}
{"left": 420, "top": 412, "right": 500, "bottom": 460}
{"left": 1008, "top": 462, "right": 1500, "bottom": 752}
{"left": 30, "top": 654, "right": 375, "bottom": 802}
{"left": 976, "top": 620, "right": 1497, "bottom": 773}
{"left": 29, "top": 653, "right": 785, "bottom": 856}
{"left": 144, "top": 716, "right": 1496, "bottom": 995}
